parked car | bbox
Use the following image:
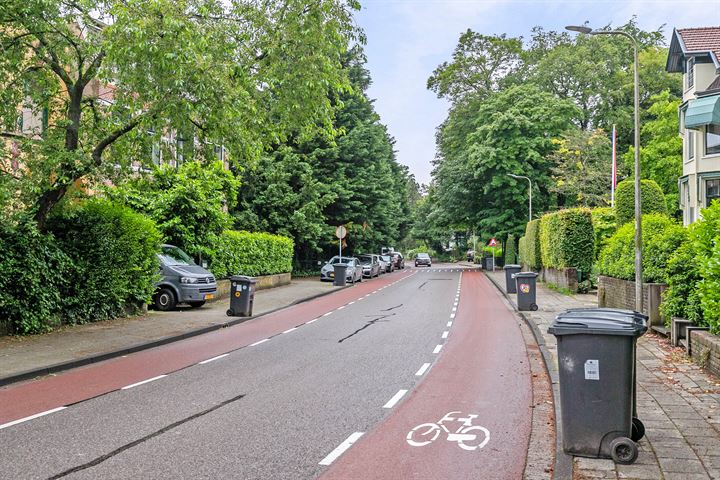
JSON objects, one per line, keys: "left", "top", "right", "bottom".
{"left": 154, "top": 244, "right": 218, "bottom": 311}
{"left": 391, "top": 251, "right": 405, "bottom": 269}
{"left": 377, "top": 255, "right": 389, "bottom": 274}
{"left": 467, "top": 250, "right": 475, "bottom": 262}
{"left": 380, "top": 254, "right": 394, "bottom": 273}
{"left": 320, "top": 256, "right": 362, "bottom": 283}
{"left": 415, "top": 252, "right": 432, "bottom": 267}
{"left": 358, "top": 254, "right": 381, "bottom": 278}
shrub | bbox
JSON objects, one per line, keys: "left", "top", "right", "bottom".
{"left": 407, "top": 247, "right": 437, "bottom": 259}
{"left": 0, "top": 222, "right": 73, "bottom": 334}
{"left": 590, "top": 207, "right": 616, "bottom": 259}
{"left": 597, "top": 214, "right": 685, "bottom": 283}
{"left": 539, "top": 208, "right": 594, "bottom": 273}
{"left": 523, "top": 219, "right": 542, "bottom": 269}
{"left": 504, "top": 234, "right": 517, "bottom": 264}
{"left": 660, "top": 242, "right": 704, "bottom": 326}
{"left": 518, "top": 236, "right": 527, "bottom": 265}
{"left": 690, "top": 201, "right": 720, "bottom": 333}
{"left": 210, "top": 231, "right": 294, "bottom": 278}
{"left": 614, "top": 178, "right": 667, "bottom": 226}
{"left": 49, "top": 199, "right": 162, "bottom": 324}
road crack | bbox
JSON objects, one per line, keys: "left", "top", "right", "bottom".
{"left": 47, "top": 393, "right": 246, "bottom": 479}
{"left": 338, "top": 314, "right": 395, "bottom": 343}
{"left": 382, "top": 304, "right": 403, "bottom": 311}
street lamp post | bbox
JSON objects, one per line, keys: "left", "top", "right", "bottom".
{"left": 566, "top": 25, "right": 643, "bottom": 313}
{"left": 508, "top": 173, "right": 532, "bottom": 223}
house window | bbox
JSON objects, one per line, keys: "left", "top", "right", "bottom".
{"left": 707, "top": 179, "right": 720, "bottom": 207}
{"left": 687, "top": 57, "right": 695, "bottom": 88}
{"left": 707, "top": 124, "right": 720, "bottom": 155}
{"left": 151, "top": 143, "right": 161, "bottom": 165}
{"left": 688, "top": 130, "right": 695, "bottom": 159}
{"left": 176, "top": 138, "right": 185, "bottom": 165}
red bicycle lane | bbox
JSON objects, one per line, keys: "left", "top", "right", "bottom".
{"left": 0, "top": 270, "right": 415, "bottom": 426}
{"left": 320, "top": 271, "right": 535, "bottom": 480}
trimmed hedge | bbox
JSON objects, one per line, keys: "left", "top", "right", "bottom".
{"left": 590, "top": 207, "right": 616, "bottom": 259}
{"left": 539, "top": 208, "right": 595, "bottom": 273}
{"left": 504, "top": 234, "right": 517, "bottom": 265}
{"left": 660, "top": 242, "right": 704, "bottom": 327}
{"left": 210, "top": 231, "right": 294, "bottom": 278}
{"left": 518, "top": 236, "right": 527, "bottom": 265}
{"left": 523, "top": 219, "right": 542, "bottom": 269}
{"left": 615, "top": 179, "right": 667, "bottom": 226}
{"left": 596, "top": 214, "right": 686, "bottom": 284}
{"left": 691, "top": 201, "right": 720, "bottom": 333}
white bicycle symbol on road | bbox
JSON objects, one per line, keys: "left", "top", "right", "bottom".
{"left": 406, "top": 411, "right": 490, "bottom": 451}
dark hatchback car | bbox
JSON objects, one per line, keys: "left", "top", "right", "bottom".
{"left": 390, "top": 252, "right": 405, "bottom": 269}
{"left": 414, "top": 252, "right": 432, "bottom": 267}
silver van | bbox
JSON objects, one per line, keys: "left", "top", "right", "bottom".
{"left": 154, "top": 244, "right": 218, "bottom": 311}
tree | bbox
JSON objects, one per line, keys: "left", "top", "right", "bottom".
{"left": 0, "top": 0, "right": 360, "bottom": 229}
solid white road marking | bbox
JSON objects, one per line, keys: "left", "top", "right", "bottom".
{"left": 319, "top": 432, "right": 365, "bottom": 466}
{"left": 121, "top": 375, "right": 167, "bottom": 390}
{"left": 250, "top": 338, "right": 270, "bottom": 347}
{"left": 198, "top": 353, "right": 229, "bottom": 365}
{"left": 282, "top": 327, "right": 297, "bottom": 334}
{"left": 433, "top": 344, "right": 443, "bottom": 354}
{"left": 0, "top": 407, "right": 67, "bottom": 431}
{"left": 383, "top": 389, "right": 409, "bottom": 409}
{"left": 447, "top": 321, "right": 453, "bottom": 327}
{"left": 415, "top": 363, "right": 431, "bottom": 376}
{"left": 442, "top": 331, "right": 449, "bottom": 339}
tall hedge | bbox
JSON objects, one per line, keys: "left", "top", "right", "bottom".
{"left": 690, "top": 201, "right": 720, "bottom": 333}
{"left": 523, "top": 219, "right": 542, "bottom": 269}
{"left": 539, "top": 208, "right": 595, "bottom": 273}
{"left": 504, "top": 234, "right": 517, "bottom": 265}
{"left": 210, "top": 231, "right": 294, "bottom": 278}
{"left": 614, "top": 179, "right": 667, "bottom": 226}
{"left": 518, "top": 236, "right": 527, "bottom": 265}
{"left": 590, "top": 207, "right": 616, "bottom": 259}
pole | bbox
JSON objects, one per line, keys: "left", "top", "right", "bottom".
{"left": 528, "top": 177, "right": 532, "bottom": 222}
{"left": 611, "top": 124, "right": 617, "bottom": 208}
{"left": 633, "top": 41, "right": 643, "bottom": 313}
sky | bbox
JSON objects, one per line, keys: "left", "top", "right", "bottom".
{"left": 355, "top": 0, "right": 720, "bottom": 185}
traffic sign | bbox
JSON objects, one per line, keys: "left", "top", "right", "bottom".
{"left": 488, "top": 238, "right": 498, "bottom": 247}
{"left": 336, "top": 225, "right": 347, "bottom": 239}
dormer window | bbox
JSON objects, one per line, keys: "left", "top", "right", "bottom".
{"left": 687, "top": 57, "right": 695, "bottom": 88}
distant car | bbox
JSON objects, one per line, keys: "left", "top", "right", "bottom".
{"left": 380, "top": 254, "right": 394, "bottom": 273}
{"left": 358, "top": 254, "right": 381, "bottom": 278}
{"left": 154, "top": 244, "right": 217, "bottom": 311}
{"left": 415, "top": 252, "right": 432, "bottom": 267}
{"left": 377, "top": 255, "right": 389, "bottom": 274}
{"left": 390, "top": 252, "right": 405, "bottom": 269}
{"left": 320, "top": 256, "right": 362, "bottom": 283}
{"left": 467, "top": 250, "right": 475, "bottom": 262}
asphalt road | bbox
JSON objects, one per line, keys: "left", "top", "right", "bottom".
{"left": 0, "top": 265, "right": 536, "bottom": 479}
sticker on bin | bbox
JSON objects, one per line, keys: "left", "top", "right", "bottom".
{"left": 519, "top": 283, "right": 530, "bottom": 294}
{"left": 584, "top": 359, "right": 600, "bottom": 380}
{"left": 236, "top": 284, "right": 247, "bottom": 291}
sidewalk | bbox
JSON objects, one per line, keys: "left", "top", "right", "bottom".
{"left": 485, "top": 269, "right": 720, "bottom": 480}
{"left": 0, "top": 278, "right": 342, "bottom": 385}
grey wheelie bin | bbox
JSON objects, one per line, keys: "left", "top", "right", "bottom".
{"left": 333, "top": 263, "right": 348, "bottom": 287}
{"left": 503, "top": 264, "right": 521, "bottom": 293}
{"left": 227, "top": 275, "right": 257, "bottom": 317}
{"left": 548, "top": 309, "right": 647, "bottom": 464}
{"left": 514, "top": 272, "right": 538, "bottom": 311}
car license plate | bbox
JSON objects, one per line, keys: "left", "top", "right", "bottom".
{"left": 204, "top": 293, "right": 215, "bottom": 300}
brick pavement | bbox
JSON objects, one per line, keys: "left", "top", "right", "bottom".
{"left": 485, "top": 269, "right": 720, "bottom": 480}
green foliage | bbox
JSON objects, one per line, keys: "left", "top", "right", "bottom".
{"left": 407, "top": 247, "right": 438, "bottom": 259}
{"left": 0, "top": 222, "right": 72, "bottom": 334}
{"left": 614, "top": 179, "right": 667, "bottom": 226}
{"left": 210, "top": 231, "right": 293, "bottom": 278}
{"left": 518, "top": 236, "right": 527, "bottom": 265}
{"left": 690, "top": 201, "right": 720, "bottom": 333}
{"left": 597, "top": 214, "right": 685, "bottom": 283}
{"left": 590, "top": 208, "right": 617, "bottom": 259}
{"left": 660, "top": 242, "right": 704, "bottom": 326}
{"left": 539, "top": 208, "right": 594, "bottom": 273}
{"left": 504, "top": 234, "right": 518, "bottom": 264}
{"left": 48, "top": 199, "right": 162, "bottom": 324}
{"left": 108, "top": 161, "right": 239, "bottom": 261}
{"left": 524, "top": 220, "right": 542, "bottom": 269}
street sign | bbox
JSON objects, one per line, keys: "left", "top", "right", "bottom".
{"left": 335, "top": 225, "right": 347, "bottom": 239}
{"left": 488, "top": 238, "right": 498, "bottom": 247}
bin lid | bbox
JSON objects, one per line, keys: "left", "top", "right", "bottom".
{"left": 548, "top": 310, "right": 647, "bottom": 337}
{"left": 230, "top": 275, "right": 257, "bottom": 284}
{"left": 562, "top": 307, "right": 648, "bottom": 323}
{"left": 513, "top": 271, "right": 538, "bottom": 279}
{"left": 503, "top": 264, "right": 521, "bottom": 270}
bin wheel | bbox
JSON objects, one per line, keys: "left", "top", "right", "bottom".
{"left": 530, "top": 303, "right": 538, "bottom": 311}
{"left": 610, "top": 437, "right": 638, "bottom": 464}
{"left": 226, "top": 309, "right": 234, "bottom": 317}
{"left": 631, "top": 417, "right": 645, "bottom": 442}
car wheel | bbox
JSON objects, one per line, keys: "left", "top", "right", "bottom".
{"left": 189, "top": 301, "right": 205, "bottom": 308}
{"left": 154, "top": 288, "right": 177, "bottom": 311}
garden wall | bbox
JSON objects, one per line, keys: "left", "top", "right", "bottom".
{"left": 597, "top": 276, "right": 667, "bottom": 327}
{"left": 689, "top": 330, "right": 720, "bottom": 378}
{"left": 215, "top": 273, "right": 292, "bottom": 299}
{"left": 541, "top": 267, "right": 578, "bottom": 292}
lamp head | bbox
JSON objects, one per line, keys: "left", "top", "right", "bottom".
{"left": 565, "top": 25, "right": 593, "bottom": 34}
{"left": 507, "top": 174, "right": 520, "bottom": 179}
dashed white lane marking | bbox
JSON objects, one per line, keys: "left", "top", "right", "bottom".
{"left": 198, "top": 353, "right": 229, "bottom": 365}
{"left": 383, "top": 389, "right": 409, "bottom": 409}
{"left": 442, "top": 331, "right": 449, "bottom": 339}
{"left": 323, "top": 312, "right": 333, "bottom": 317}
{"left": 121, "top": 375, "right": 167, "bottom": 390}
{"left": 319, "top": 432, "right": 365, "bottom": 466}
{"left": 283, "top": 327, "right": 297, "bottom": 334}
{"left": 0, "top": 407, "right": 67, "bottom": 431}
{"left": 452, "top": 307, "right": 457, "bottom": 312}
{"left": 307, "top": 318, "right": 318, "bottom": 324}
{"left": 453, "top": 302, "right": 458, "bottom": 307}
{"left": 433, "top": 344, "right": 443, "bottom": 354}
{"left": 450, "top": 313, "right": 456, "bottom": 319}
{"left": 447, "top": 321, "right": 453, "bottom": 327}
{"left": 337, "top": 306, "right": 345, "bottom": 311}
{"left": 415, "top": 363, "right": 431, "bottom": 376}
{"left": 348, "top": 301, "right": 355, "bottom": 305}
{"left": 250, "top": 338, "right": 270, "bottom": 347}
{"left": 372, "top": 290, "right": 378, "bottom": 294}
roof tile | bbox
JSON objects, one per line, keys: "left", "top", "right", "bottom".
{"left": 677, "top": 26, "right": 720, "bottom": 62}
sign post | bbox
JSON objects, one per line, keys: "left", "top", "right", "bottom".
{"left": 488, "top": 237, "right": 498, "bottom": 272}
{"left": 335, "top": 225, "right": 347, "bottom": 260}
